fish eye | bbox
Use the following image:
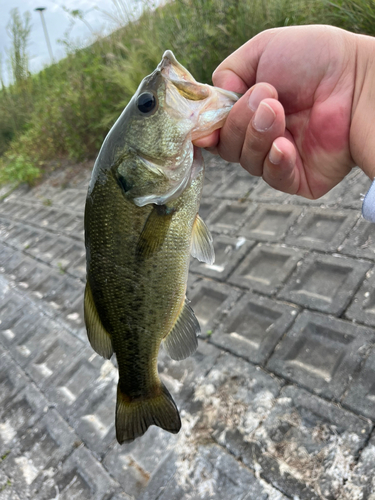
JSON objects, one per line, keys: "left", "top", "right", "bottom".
{"left": 137, "top": 92, "right": 157, "bottom": 114}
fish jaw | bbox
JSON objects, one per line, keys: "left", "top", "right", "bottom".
{"left": 160, "top": 50, "right": 240, "bottom": 142}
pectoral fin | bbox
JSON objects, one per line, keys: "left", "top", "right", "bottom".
{"left": 84, "top": 283, "right": 113, "bottom": 359}
{"left": 136, "top": 205, "right": 174, "bottom": 259}
{"left": 191, "top": 214, "right": 215, "bottom": 265}
{"left": 163, "top": 299, "right": 200, "bottom": 360}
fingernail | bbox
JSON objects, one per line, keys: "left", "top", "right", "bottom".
{"left": 269, "top": 142, "right": 283, "bottom": 164}
{"left": 253, "top": 102, "right": 276, "bottom": 131}
{"left": 248, "top": 84, "right": 273, "bottom": 111}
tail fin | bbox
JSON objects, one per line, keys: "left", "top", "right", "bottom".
{"left": 115, "top": 382, "right": 181, "bottom": 444}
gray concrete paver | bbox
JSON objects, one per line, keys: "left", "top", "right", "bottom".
{"left": 210, "top": 292, "right": 299, "bottom": 365}
{"left": 267, "top": 310, "right": 375, "bottom": 400}
{"left": 1, "top": 158, "right": 375, "bottom": 499}
{"left": 239, "top": 204, "right": 303, "bottom": 242}
{"left": 228, "top": 242, "right": 305, "bottom": 295}
{"left": 206, "top": 200, "right": 257, "bottom": 236}
{"left": 285, "top": 208, "right": 358, "bottom": 252}
{"left": 278, "top": 252, "right": 371, "bottom": 315}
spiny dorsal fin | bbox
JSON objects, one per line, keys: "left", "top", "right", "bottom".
{"left": 163, "top": 299, "right": 199, "bottom": 360}
{"left": 136, "top": 205, "right": 174, "bottom": 260}
{"left": 84, "top": 283, "right": 113, "bottom": 359}
{"left": 116, "top": 382, "right": 181, "bottom": 444}
{"left": 191, "top": 214, "right": 215, "bottom": 265}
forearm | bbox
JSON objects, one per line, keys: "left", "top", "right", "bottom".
{"left": 351, "top": 33, "right": 375, "bottom": 179}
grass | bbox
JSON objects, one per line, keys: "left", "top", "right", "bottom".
{"left": 0, "top": 0, "right": 374, "bottom": 186}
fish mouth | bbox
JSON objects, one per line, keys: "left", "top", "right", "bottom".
{"left": 159, "top": 50, "right": 240, "bottom": 140}
{"left": 158, "top": 50, "right": 210, "bottom": 101}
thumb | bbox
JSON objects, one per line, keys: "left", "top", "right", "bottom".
{"left": 212, "top": 29, "right": 278, "bottom": 92}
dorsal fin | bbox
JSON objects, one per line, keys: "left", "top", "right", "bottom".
{"left": 163, "top": 299, "right": 200, "bottom": 360}
{"left": 84, "top": 283, "right": 113, "bottom": 359}
{"left": 191, "top": 214, "right": 215, "bottom": 264}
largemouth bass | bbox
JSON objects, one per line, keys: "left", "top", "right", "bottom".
{"left": 84, "top": 51, "right": 238, "bottom": 444}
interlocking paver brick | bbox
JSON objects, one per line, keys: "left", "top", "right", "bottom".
{"left": 25, "top": 327, "right": 84, "bottom": 389}
{"left": 0, "top": 202, "right": 30, "bottom": 219}
{"left": 346, "top": 267, "right": 375, "bottom": 327}
{"left": 139, "top": 444, "right": 288, "bottom": 500}
{"left": 24, "top": 206, "right": 50, "bottom": 226}
{"left": 7, "top": 225, "right": 37, "bottom": 249}
{"left": 159, "top": 340, "right": 222, "bottom": 408}
{"left": 339, "top": 218, "right": 375, "bottom": 260}
{"left": 285, "top": 208, "right": 358, "bottom": 251}
{"left": 239, "top": 204, "right": 302, "bottom": 242}
{"left": 1, "top": 409, "right": 78, "bottom": 499}
{"left": 28, "top": 270, "right": 64, "bottom": 301}
{"left": 214, "top": 170, "right": 258, "bottom": 200}
{"left": 2, "top": 154, "right": 375, "bottom": 499}
{"left": 57, "top": 240, "right": 86, "bottom": 273}
{"left": 43, "top": 276, "right": 83, "bottom": 313}
{"left": 0, "top": 380, "right": 48, "bottom": 457}
{"left": 4, "top": 255, "right": 37, "bottom": 283}
{"left": 278, "top": 253, "right": 371, "bottom": 314}
{"left": 45, "top": 346, "right": 108, "bottom": 420}
{"left": 71, "top": 360, "right": 117, "bottom": 455}
{"left": 1, "top": 307, "right": 42, "bottom": 351}
{"left": 0, "top": 219, "right": 15, "bottom": 243}
{"left": 0, "top": 352, "right": 28, "bottom": 406}
{"left": 228, "top": 243, "right": 304, "bottom": 294}
{"left": 267, "top": 310, "right": 375, "bottom": 400}
{"left": 210, "top": 292, "right": 299, "bottom": 365}
{"left": 0, "top": 248, "right": 25, "bottom": 274}
{"left": 0, "top": 469, "right": 21, "bottom": 500}
{"left": 0, "top": 243, "right": 14, "bottom": 265}
{"left": 9, "top": 315, "right": 60, "bottom": 367}
{"left": 68, "top": 252, "right": 86, "bottom": 280}
{"left": 103, "top": 427, "right": 174, "bottom": 498}
{"left": 190, "top": 235, "right": 254, "bottom": 281}
{"left": 228, "top": 385, "right": 372, "bottom": 500}
{"left": 193, "top": 351, "right": 282, "bottom": 437}
{"left": 109, "top": 493, "right": 133, "bottom": 500}
{"left": 337, "top": 431, "right": 375, "bottom": 499}
{"left": 206, "top": 200, "right": 257, "bottom": 235}
{"left": 25, "top": 232, "right": 58, "bottom": 263}
{"left": 250, "top": 179, "right": 290, "bottom": 203}
{"left": 0, "top": 294, "right": 27, "bottom": 336}
{"left": 188, "top": 279, "right": 241, "bottom": 336}
{"left": 199, "top": 197, "right": 217, "bottom": 220}
{"left": 343, "top": 346, "right": 375, "bottom": 419}
{"left": 35, "top": 445, "right": 118, "bottom": 500}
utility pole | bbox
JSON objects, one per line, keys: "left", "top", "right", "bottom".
{"left": 35, "top": 7, "right": 54, "bottom": 63}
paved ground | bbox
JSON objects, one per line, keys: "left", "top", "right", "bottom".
{"left": 1, "top": 154, "right": 375, "bottom": 500}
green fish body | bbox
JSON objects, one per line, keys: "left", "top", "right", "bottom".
{"left": 84, "top": 51, "right": 238, "bottom": 443}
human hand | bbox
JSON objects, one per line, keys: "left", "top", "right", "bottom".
{"left": 194, "top": 25, "right": 375, "bottom": 199}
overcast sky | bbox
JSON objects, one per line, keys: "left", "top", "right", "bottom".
{"left": 0, "top": 0, "right": 146, "bottom": 83}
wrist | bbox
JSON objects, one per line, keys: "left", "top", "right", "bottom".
{"left": 351, "top": 33, "right": 375, "bottom": 179}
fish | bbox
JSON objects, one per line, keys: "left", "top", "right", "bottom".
{"left": 84, "top": 50, "right": 239, "bottom": 444}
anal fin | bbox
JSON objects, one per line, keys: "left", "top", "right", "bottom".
{"left": 191, "top": 214, "right": 214, "bottom": 265}
{"left": 84, "top": 283, "right": 113, "bottom": 359}
{"left": 163, "top": 299, "right": 199, "bottom": 360}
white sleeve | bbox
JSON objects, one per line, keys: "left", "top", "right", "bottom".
{"left": 362, "top": 179, "right": 375, "bottom": 222}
